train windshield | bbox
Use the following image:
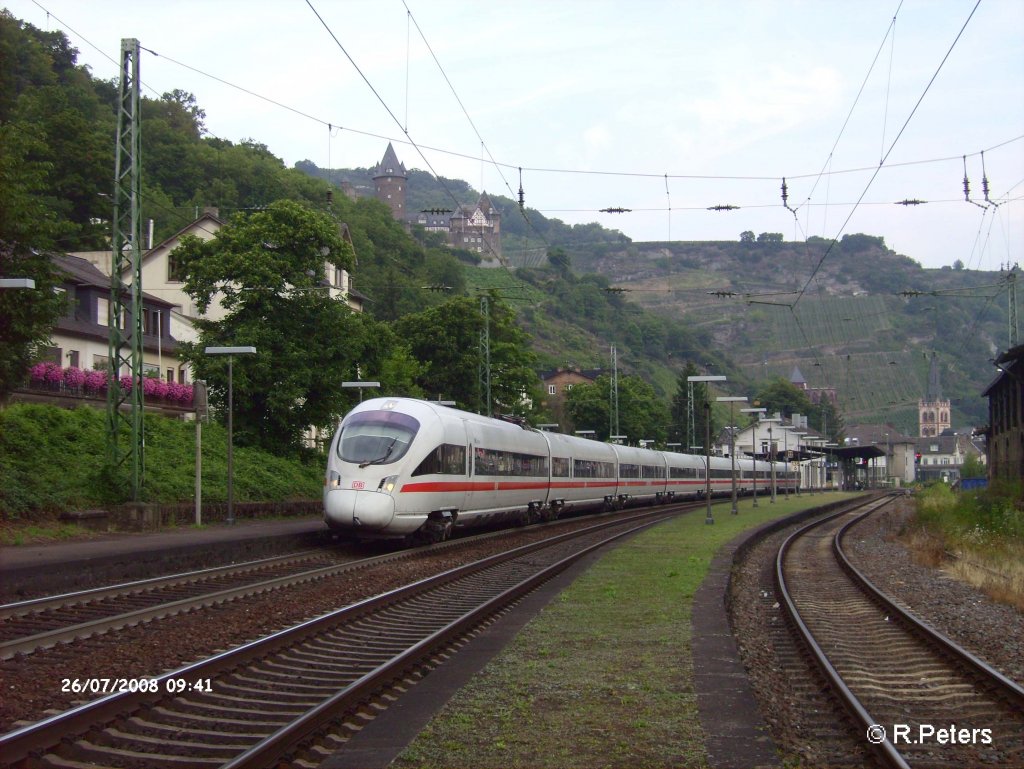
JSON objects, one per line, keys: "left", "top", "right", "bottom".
{"left": 337, "top": 410, "right": 419, "bottom": 466}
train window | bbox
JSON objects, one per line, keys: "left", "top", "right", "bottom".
{"left": 551, "top": 457, "right": 571, "bottom": 477}
{"left": 572, "top": 459, "right": 615, "bottom": 478}
{"left": 642, "top": 464, "right": 666, "bottom": 479}
{"left": 620, "top": 463, "right": 640, "bottom": 478}
{"left": 412, "top": 444, "right": 467, "bottom": 476}
{"left": 474, "top": 448, "right": 548, "bottom": 477}
{"left": 670, "top": 466, "right": 697, "bottom": 479}
{"left": 337, "top": 410, "right": 419, "bottom": 465}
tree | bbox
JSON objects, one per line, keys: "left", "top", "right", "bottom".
{"left": 565, "top": 374, "right": 669, "bottom": 443}
{"left": 393, "top": 295, "right": 541, "bottom": 416}
{"left": 739, "top": 230, "right": 755, "bottom": 244}
{"left": 753, "top": 377, "right": 843, "bottom": 442}
{"left": 0, "top": 242, "right": 66, "bottom": 400}
{"left": 670, "top": 363, "right": 713, "bottom": 446}
{"left": 0, "top": 112, "right": 66, "bottom": 400}
{"left": 547, "top": 246, "right": 571, "bottom": 275}
{"left": 173, "top": 200, "right": 373, "bottom": 455}
{"left": 753, "top": 378, "right": 814, "bottom": 420}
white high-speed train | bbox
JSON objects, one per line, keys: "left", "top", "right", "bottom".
{"left": 324, "top": 398, "right": 797, "bottom": 543}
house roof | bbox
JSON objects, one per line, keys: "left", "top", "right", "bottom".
{"left": 372, "top": 142, "right": 407, "bottom": 180}
{"left": 138, "top": 212, "right": 223, "bottom": 271}
{"left": 539, "top": 367, "right": 603, "bottom": 382}
{"left": 843, "top": 423, "right": 915, "bottom": 446}
{"left": 55, "top": 254, "right": 173, "bottom": 308}
{"left": 981, "top": 343, "right": 1024, "bottom": 397}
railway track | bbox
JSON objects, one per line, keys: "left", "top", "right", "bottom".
{"left": 0, "top": 549, "right": 370, "bottom": 660}
{"left": 776, "top": 494, "right": 1024, "bottom": 768}
{"left": 1, "top": 507, "right": 678, "bottom": 768}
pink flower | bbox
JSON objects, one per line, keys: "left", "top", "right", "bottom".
{"left": 83, "top": 369, "right": 108, "bottom": 393}
{"left": 42, "top": 362, "right": 63, "bottom": 385}
{"left": 63, "top": 366, "right": 86, "bottom": 389}
{"left": 142, "top": 376, "right": 169, "bottom": 400}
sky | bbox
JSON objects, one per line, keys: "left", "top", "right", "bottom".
{"left": 6, "top": 0, "right": 1023, "bottom": 271}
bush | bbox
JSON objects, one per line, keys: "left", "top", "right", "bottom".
{"left": 915, "top": 481, "right": 1023, "bottom": 547}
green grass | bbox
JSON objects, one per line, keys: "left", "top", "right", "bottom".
{"left": 0, "top": 403, "right": 323, "bottom": 520}
{"left": 394, "top": 492, "right": 858, "bottom": 768}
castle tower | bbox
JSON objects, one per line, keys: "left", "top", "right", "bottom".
{"left": 372, "top": 142, "right": 407, "bottom": 221}
{"left": 918, "top": 352, "right": 951, "bottom": 437}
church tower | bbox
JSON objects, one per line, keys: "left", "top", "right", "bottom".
{"left": 918, "top": 352, "right": 951, "bottom": 437}
{"left": 372, "top": 143, "right": 407, "bottom": 222}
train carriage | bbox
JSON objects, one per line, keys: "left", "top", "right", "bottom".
{"left": 609, "top": 443, "right": 668, "bottom": 506}
{"left": 324, "top": 398, "right": 805, "bottom": 544}
{"left": 538, "top": 430, "right": 618, "bottom": 515}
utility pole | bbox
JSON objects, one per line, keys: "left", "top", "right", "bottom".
{"left": 610, "top": 345, "right": 619, "bottom": 439}
{"left": 107, "top": 38, "right": 144, "bottom": 502}
{"left": 478, "top": 294, "right": 491, "bottom": 417}
{"left": 1009, "top": 265, "right": 1019, "bottom": 348}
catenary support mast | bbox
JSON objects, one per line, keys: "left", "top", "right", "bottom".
{"left": 107, "top": 38, "right": 144, "bottom": 501}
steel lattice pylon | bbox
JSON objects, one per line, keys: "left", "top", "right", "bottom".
{"left": 107, "top": 38, "right": 144, "bottom": 501}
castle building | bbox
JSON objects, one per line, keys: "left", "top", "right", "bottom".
{"left": 372, "top": 142, "right": 407, "bottom": 221}
{"left": 919, "top": 353, "right": 951, "bottom": 437}
{"left": 789, "top": 365, "right": 837, "bottom": 406}
{"left": 446, "top": 192, "right": 502, "bottom": 261}
{"left": 372, "top": 144, "right": 502, "bottom": 263}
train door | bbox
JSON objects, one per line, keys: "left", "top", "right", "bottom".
{"left": 463, "top": 419, "right": 496, "bottom": 516}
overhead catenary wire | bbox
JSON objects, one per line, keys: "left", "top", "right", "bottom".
{"left": 22, "top": 0, "right": 1022, "bottom": 201}
{"left": 791, "top": 0, "right": 983, "bottom": 311}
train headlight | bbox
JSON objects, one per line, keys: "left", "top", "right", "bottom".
{"left": 378, "top": 475, "right": 398, "bottom": 494}
{"left": 327, "top": 470, "right": 342, "bottom": 489}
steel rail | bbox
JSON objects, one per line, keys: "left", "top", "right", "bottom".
{"left": 776, "top": 494, "right": 1024, "bottom": 769}
{"left": 0, "top": 550, "right": 325, "bottom": 619}
{"left": 0, "top": 507, "right": 680, "bottom": 767}
{"left": 834, "top": 507, "right": 1024, "bottom": 708}
{"left": 0, "top": 506, "right": 672, "bottom": 659}
{"left": 774, "top": 495, "right": 911, "bottom": 769}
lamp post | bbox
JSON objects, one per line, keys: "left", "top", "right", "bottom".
{"left": 776, "top": 425, "right": 792, "bottom": 497}
{"left": 824, "top": 443, "right": 839, "bottom": 491}
{"left": 761, "top": 417, "right": 781, "bottom": 503}
{"left": 574, "top": 429, "right": 596, "bottom": 438}
{"left": 687, "top": 374, "right": 726, "bottom": 452}
{"left": 790, "top": 431, "right": 806, "bottom": 494}
{"left": 204, "top": 346, "right": 256, "bottom": 525}
{"left": 703, "top": 400, "right": 713, "bottom": 525}
{"left": 536, "top": 423, "right": 559, "bottom": 432}
{"left": 0, "top": 278, "right": 36, "bottom": 289}
{"left": 342, "top": 380, "right": 381, "bottom": 402}
{"left": 741, "top": 407, "right": 766, "bottom": 506}
{"left": 717, "top": 396, "right": 746, "bottom": 515}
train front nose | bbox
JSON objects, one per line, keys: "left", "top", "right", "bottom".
{"left": 324, "top": 489, "right": 395, "bottom": 531}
